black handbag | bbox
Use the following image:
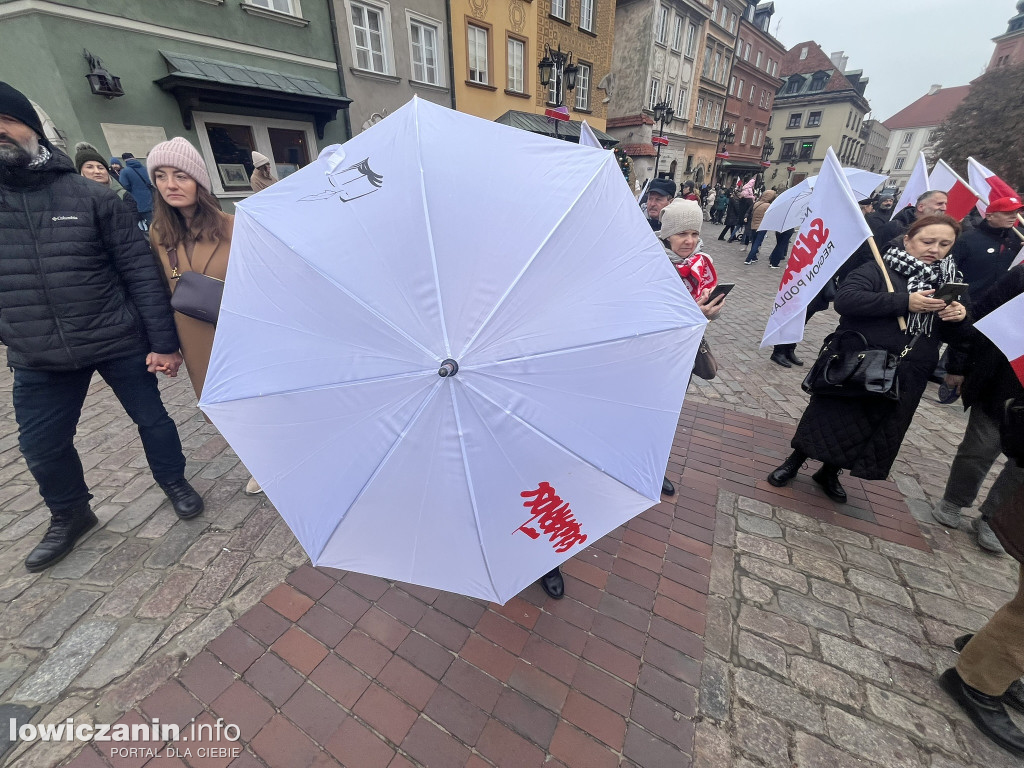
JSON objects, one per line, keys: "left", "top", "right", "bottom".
{"left": 167, "top": 247, "right": 224, "bottom": 325}
{"left": 801, "top": 330, "right": 919, "bottom": 401}
{"left": 692, "top": 336, "right": 718, "bottom": 380}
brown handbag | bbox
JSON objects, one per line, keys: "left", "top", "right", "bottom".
{"left": 167, "top": 247, "right": 224, "bottom": 325}
{"left": 692, "top": 336, "right": 718, "bottom": 380}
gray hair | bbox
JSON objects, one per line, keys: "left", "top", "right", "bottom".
{"left": 916, "top": 189, "right": 948, "bottom": 208}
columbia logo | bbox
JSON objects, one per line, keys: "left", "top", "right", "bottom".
{"left": 51, "top": 215, "right": 78, "bottom": 222}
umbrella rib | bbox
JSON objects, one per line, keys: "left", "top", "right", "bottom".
{"left": 447, "top": 383, "right": 501, "bottom": 600}
{"left": 200, "top": 368, "right": 436, "bottom": 406}
{"left": 413, "top": 100, "right": 453, "bottom": 358}
{"left": 456, "top": 156, "right": 613, "bottom": 360}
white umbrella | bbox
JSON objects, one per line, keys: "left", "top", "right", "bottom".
{"left": 759, "top": 168, "right": 888, "bottom": 232}
{"left": 200, "top": 98, "right": 706, "bottom": 604}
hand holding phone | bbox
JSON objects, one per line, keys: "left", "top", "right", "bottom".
{"left": 708, "top": 283, "right": 735, "bottom": 302}
{"left": 933, "top": 282, "right": 968, "bottom": 304}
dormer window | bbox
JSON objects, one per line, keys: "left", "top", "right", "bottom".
{"left": 809, "top": 72, "right": 829, "bottom": 92}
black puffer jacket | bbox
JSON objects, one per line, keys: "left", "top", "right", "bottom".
{"left": 951, "top": 219, "right": 1019, "bottom": 300}
{"left": 0, "top": 147, "right": 179, "bottom": 370}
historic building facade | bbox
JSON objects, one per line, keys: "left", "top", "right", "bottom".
{"left": 880, "top": 84, "right": 969, "bottom": 189}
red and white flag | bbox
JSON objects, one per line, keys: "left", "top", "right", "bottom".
{"left": 545, "top": 106, "right": 570, "bottom": 122}
{"left": 929, "top": 159, "right": 980, "bottom": 220}
{"left": 761, "top": 148, "right": 872, "bottom": 348}
{"left": 968, "top": 157, "right": 1018, "bottom": 216}
{"left": 891, "top": 152, "right": 930, "bottom": 220}
{"left": 974, "top": 292, "right": 1024, "bottom": 386}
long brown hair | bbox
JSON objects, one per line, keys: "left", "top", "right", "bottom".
{"left": 151, "top": 181, "right": 227, "bottom": 251}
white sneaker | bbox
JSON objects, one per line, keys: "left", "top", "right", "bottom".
{"left": 244, "top": 477, "right": 263, "bottom": 495}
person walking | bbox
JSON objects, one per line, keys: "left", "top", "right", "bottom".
{"left": 147, "top": 137, "right": 263, "bottom": 497}
{"left": 118, "top": 151, "right": 155, "bottom": 228}
{"left": 767, "top": 227, "right": 795, "bottom": 269}
{"left": 952, "top": 195, "right": 1024, "bottom": 300}
{"left": 109, "top": 157, "right": 123, "bottom": 181}
{"left": 711, "top": 187, "right": 729, "bottom": 224}
{"left": 931, "top": 263, "right": 1024, "bottom": 552}
{"left": 249, "top": 151, "right": 278, "bottom": 192}
{"left": 644, "top": 179, "right": 676, "bottom": 230}
{"left": 767, "top": 215, "right": 970, "bottom": 503}
{"left": 75, "top": 141, "right": 137, "bottom": 217}
{"left": 744, "top": 190, "right": 777, "bottom": 264}
{"left": 718, "top": 191, "right": 745, "bottom": 242}
{"left": 0, "top": 82, "right": 202, "bottom": 571}
{"left": 878, "top": 190, "right": 948, "bottom": 248}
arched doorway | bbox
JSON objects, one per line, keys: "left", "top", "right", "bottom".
{"left": 694, "top": 165, "right": 704, "bottom": 184}
{"left": 668, "top": 159, "right": 677, "bottom": 179}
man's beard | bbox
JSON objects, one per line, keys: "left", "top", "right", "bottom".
{"left": 0, "top": 140, "right": 33, "bottom": 169}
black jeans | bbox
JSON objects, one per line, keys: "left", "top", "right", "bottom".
{"left": 13, "top": 355, "right": 186, "bottom": 515}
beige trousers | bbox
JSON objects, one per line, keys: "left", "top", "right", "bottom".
{"left": 958, "top": 564, "right": 1024, "bottom": 696}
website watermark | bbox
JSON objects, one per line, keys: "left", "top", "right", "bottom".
{"left": 10, "top": 717, "right": 242, "bottom": 761}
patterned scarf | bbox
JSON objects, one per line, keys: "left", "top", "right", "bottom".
{"left": 28, "top": 145, "right": 51, "bottom": 169}
{"left": 881, "top": 246, "right": 961, "bottom": 336}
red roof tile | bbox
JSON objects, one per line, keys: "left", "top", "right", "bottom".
{"left": 779, "top": 41, "right": 858, "bottom": 95}
{"left": 619, "top": 143, "right": 657, "bottom": 157}
{"left": 882, "top": 85, "right": 970, "bottom": 130}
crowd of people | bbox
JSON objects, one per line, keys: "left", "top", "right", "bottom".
{"left": 2, "top": 74, "right": 1024, "bottom": 760}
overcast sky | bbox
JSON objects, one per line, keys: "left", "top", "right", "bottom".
{"left": 766, "top": 0, "right": 1013, "bottom": 121}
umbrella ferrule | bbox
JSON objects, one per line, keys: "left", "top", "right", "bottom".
{"left": 438, "top": 359, "right": 459, "bottom": 378}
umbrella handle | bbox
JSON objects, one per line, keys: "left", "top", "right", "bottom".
{"left": 438, "top": 359, "right": 459, "bottom": 378}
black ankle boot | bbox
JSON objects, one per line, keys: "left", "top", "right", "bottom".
{"left": 25, "top": 507, "right": 98, "bottom": 572}
{"left": 769, "top": 351, "right": 792, "bottom": 368}
{"left": 768, "top": 452, "right": 804, "bottom": 487}
{"left": 540, "top": 567, "right": 564, "bottom": 599}
{"left": 954, "top": 634, "right": 1024, "bottom": 714}
{"left": 785, "top": 350, "right": 804, "bottom": 366}
{"left": 662, "top": 476, "right": 675, "bottom": 496}
{"left": 159, "top": 479, "right": 204, "bottom": 519}
{"left": 940, "top": 668, "right": 1024, "bottom": 758}
{"left": 812, "top": 465, "right": 847, "bottom": 503}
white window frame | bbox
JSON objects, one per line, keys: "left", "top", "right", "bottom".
{"left": 192, "top": 110, "right": 317, "bottom": 198}
{"left": 755, "top": 50, "right": 762, "bottom": 68}
{"left": 551, "top": 0, "right": 566, "bottom": 20}
{"left": 743, "top": 42, "right": 750, "bottom": 61}
{"left": 548, "top": 69, "right": 564, "bottom": 105}
{"left": 728, "top": 76, "right": 735, "bottom": 96}
{"left": 648, "top": 77, "right": 660, "bottom": 110}
{"left": 467, "top": 23, "right": 489, "bottom": 84}
{"left": 672, "top": 15, "right": 683, "bottom": 51}
{"left": 575, "top": 62, "right": 591, "bottom": 111}
{"left": 701, "top": 46, "right": 712, "bottom": 77}
{"left": 656, "top": 6, "right": 670, "bottom": 44}
{"left": 894, "top": 156, "right": 906, "bottom": 171}
{"left": 748, "top": 84, "right": 755, "bottom": 103}
{"left": 712, "top": 102, "right": 720, "bottom": 129}
{"left": 507, "top": 36, "right": 525, "bottom": 93}
{"left": 685, "top": 24, "right": 697, "bottom": 57}
{"left": 677, "top": 88, "right": 687, "bottom": 115}
{"left": 245, "top": 0, "right": 302, "bottom": 16}
{"left": 407, "top": 12, "right": 444, "bottom": 86}
{"left": 696, "top": 97, "right": 704, "bottom": 124}
{"left": 664, "top": 83, "right": 674, "bottom": 113}
{"left": 579, "top": 0, "right": 594, "bottom": 31}
{"left": 902, "top": 131, "right": 914, "bottom": 145}
{"left": 347, "top": 0, "right": 394, "bottom": 75}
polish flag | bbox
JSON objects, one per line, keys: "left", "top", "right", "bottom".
{"left": 968, "top": 157, "right": 1017, "bottom": 216}
{"left": 761, "top": 148, "right": 872, "bottom": 348}
{"left": 891, "top": 152, "right": 930, "bottom": 220}
{"left": 929, "top": 160, "right": 980, "bottom": 220}
{"left": 974, "top": 292, "right": 1024, "bottom": 386}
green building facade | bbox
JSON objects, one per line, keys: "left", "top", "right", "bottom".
{"left": 0, "top": 0, "right": 352, "bottom": 205}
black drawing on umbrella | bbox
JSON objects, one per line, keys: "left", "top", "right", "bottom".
{"left": 300, "top": 159, "right": 383, "bottom": 202}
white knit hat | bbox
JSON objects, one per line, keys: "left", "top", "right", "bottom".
{"left": 252, "top": 151, "right": 271, "bottom": 169}
{"left": 658, "top": 200, "right": 703, "bottom": 241}
{"left": 146, "top": 137, "right": 212, "bottom": 193}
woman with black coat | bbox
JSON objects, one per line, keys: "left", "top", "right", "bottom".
{"left": 718, "top": 192, "right": 746, "bottom": 242}
{"left": 767, "top": 215, "right": 971, "bottom": 502}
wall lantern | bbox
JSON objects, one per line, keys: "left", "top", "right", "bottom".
{"left": 83, "top": 50, "right": 125, "bottom": 99}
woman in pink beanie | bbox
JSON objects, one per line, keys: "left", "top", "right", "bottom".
{"left": 148, "top": 137, "right": 262, "bottom": 496}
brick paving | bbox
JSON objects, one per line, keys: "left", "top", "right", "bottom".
{"left": 0, "top": 234, "right": 1018, "bottom": 767}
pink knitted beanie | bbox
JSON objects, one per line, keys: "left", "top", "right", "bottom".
{"left": 147, "top": 137, "right": 212, "bottom": 193}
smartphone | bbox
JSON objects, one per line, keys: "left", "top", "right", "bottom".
{"left": 709, "top": 283, "right": 735, "bottom": 302}
{"left": 933, "top": 282, "right": 968, "bottom": 304}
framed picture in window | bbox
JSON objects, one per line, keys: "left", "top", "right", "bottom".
{"left": 218, "top": 163, "right": 250, "bottom": 187}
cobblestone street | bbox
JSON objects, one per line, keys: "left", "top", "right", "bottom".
{"left": 0, "top": 234, "right": 1018, "bottom": 767}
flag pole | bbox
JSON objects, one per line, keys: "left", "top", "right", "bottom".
{"left": 939, "top": 159, "right": 982, "bottom": 199}
{"left": 867, "top": 236, "right": 908, "bottom": 331}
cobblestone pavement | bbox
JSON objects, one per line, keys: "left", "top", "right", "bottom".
{"left": 0, "top": 232, "right": 1017, "bottom": 767}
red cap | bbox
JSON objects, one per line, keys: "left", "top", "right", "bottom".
{"left": 987, "top": 195, "right": 1024, "bottom": 213}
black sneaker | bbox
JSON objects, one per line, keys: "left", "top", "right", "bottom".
{"left": 159, "top": 479, "right": 205, "bottom": 519}
{"left": 25, "top": 508, "right": 98, "bottom": 572}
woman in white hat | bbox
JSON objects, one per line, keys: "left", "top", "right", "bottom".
{"left": 250, "top": 151, "right": 278, "bottom": 192}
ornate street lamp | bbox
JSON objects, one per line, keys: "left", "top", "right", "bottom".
{"left": 650, "top": 100, "right": 674, "bottom": 179}
{"left": 710, "top": 125, "right": 735, "bottom": 186}
{"left": 538, "top": 44, "right": 577, "bottom": 141}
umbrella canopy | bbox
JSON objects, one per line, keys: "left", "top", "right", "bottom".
{"left": 200, "top": 98, "right": 705, "bottom": 604}
{"left": 759, "top": 168, "right": 887, "bottom": 232}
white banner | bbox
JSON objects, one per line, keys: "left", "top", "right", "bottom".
{"left": 891, "top": 152, "right": 929, "bottom": 220}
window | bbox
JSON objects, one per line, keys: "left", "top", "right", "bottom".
{"left": 736, "top": 79, "right": 744, "bottom": 99}
{"left": 785, "top": 78, "right": 801, "bottom": 94}
{"left": 758, "top": 89, "right": 766, "bottom": 108}
{"left": 780, "top": 141, "right": 796, "bottom": 160}
{"left": 799, "top": 45, "right": 808, "bottom": 60}
{"left": 575, "top": 62, "right": 591, "bottom": 110}
{"left": 580, "top": 0, "right": 594, "bottom": 31}
{"left": 846, "top": 110, "right": 852, "bottom": 128}
{"left": 194, "top": 111, "right": 315, "bottom": 196}
{"left": 248, "top": 0, "right": 300, "bottom": 14}
{"left": 809, "top": 74, "right": 827, "bottom": 92}
{"left": 771, "top": 61, "right": 778, "bottom": 76}
{"left": 685, "top": 154, "right": 693, "bottom": 173}
{"left": 701, "top": 46, "right": 712, "bottom": 77}
{"left": 656, "top": 6, "right": 669, "bottom": 44}
{"left": 894, "top": 156, "right": 905, "bottom": 170}
{"left": 728, "top": 12, "right": 736, "bottom": 32}
{"left": 743, "top": 42, "right": 751, "bottom": 61}
{"left": 799, "top": 140, "right": 814, "bottom": 160}
{"left": 409, "top": 18, "right": 441, "bottom": 85}
{"left": 767, "top": 57, "right": 773, "bottom": 74}
{"left": 551, "top": 0, "right": 565, "bottom": 19}
{"left": 787, "top": 113, "right": 802, "bottom": 128}
{"left": 740, "top": 125, "right": 747, "bottom": 144}
{"left": 506, "top": 36, "right": 524, "bottom": 93}
{"left": 927, "top": 129, "right": 937, "bottom": 143}
{"left": 728, "top": 76, "right": 736, "bottom": 96}
{"left": 649, "top": 78, "right": 660, "bottom": 110}
{"left": 467, "top": 24, "right": 488, "bottom": 84}
{"left": 737, "top": 38, "right": 744, "bottom": 57}
{"left": 749, "top": 84, "right": 755, "bottom": 103}
{"left": 713, "top": 52, "right": 722, "bottom": 82}
{"left": 755, "top": 50, "right": 762, "bottom": 68}
{"left": 696, "top": 97, "right": 704, "bottom": 123}
{"left": 351, "top": 1, "right": 388, "bottom": 73}
{"left": 677, "top": 87, "right": 688, "bottom": 114}
{"left": 548, "top": 70, "right": 564, "bottom": 104}
{"left": 664, "top": 83, "right": 674, "bottom": 112}
{"left": 685, "top": 24, "right": 697, "bottom": 56}
{"left": 711, "top": 102, "right": 720, "bottom": 128}
{"left": 719, "top": 6, "right": 727, "bottom": 25}
{"left": 807, "top": 111, "right": 822, "bottom": 127}
{"left": 672, "top": 15, "right": 683, "bottom": 50}
{"left": 902, "top": 131, "right": 914, "bottom": 145}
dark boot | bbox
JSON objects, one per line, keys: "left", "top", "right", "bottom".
{"left": 785, "top": 349, "right": 804, "bottom": 366}
{"left": 662, "top": 476, "right": 675, "bottom": 496}
{"left": 768, "top": 451, "right": 805, "bottom": 487}
{"left": 812, "top": 464, "right": 847, "bottom": 503}
{"left": 939, "top": 668, "right": 1024, "bottom": 758}
{"left": 159, "top": 479, "right": 204, "bottom": 519}
{"left": 954, "top": 634, "right": 1024, "bottom": 714}
{"left": 769, "top": 351, "right": 792, "bottom": 368}
{"left": 25, "top": 507, "right": 99, "bottom": 572}
{"left": 539, "top": 567, "right": 564, "bottom": 599}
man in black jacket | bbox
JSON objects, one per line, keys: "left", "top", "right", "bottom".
{"left": 0, "top": 82, "right": 202, "bottom": 572}
{"left": 952, "top": 195, "right": 1024, "bottom": 301}
{"left": 878, "top": 189, "right": 949, "bottom": 248}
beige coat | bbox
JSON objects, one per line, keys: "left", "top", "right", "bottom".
{"left": 151, "top": 211, "right": 234, "bottom": 399}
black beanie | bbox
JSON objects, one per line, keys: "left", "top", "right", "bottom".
{"left": 74, "top": 142, "right": 109, "bottom": 173}
{"left": 0, "top": 82, "right": 45, "bottom": 138}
